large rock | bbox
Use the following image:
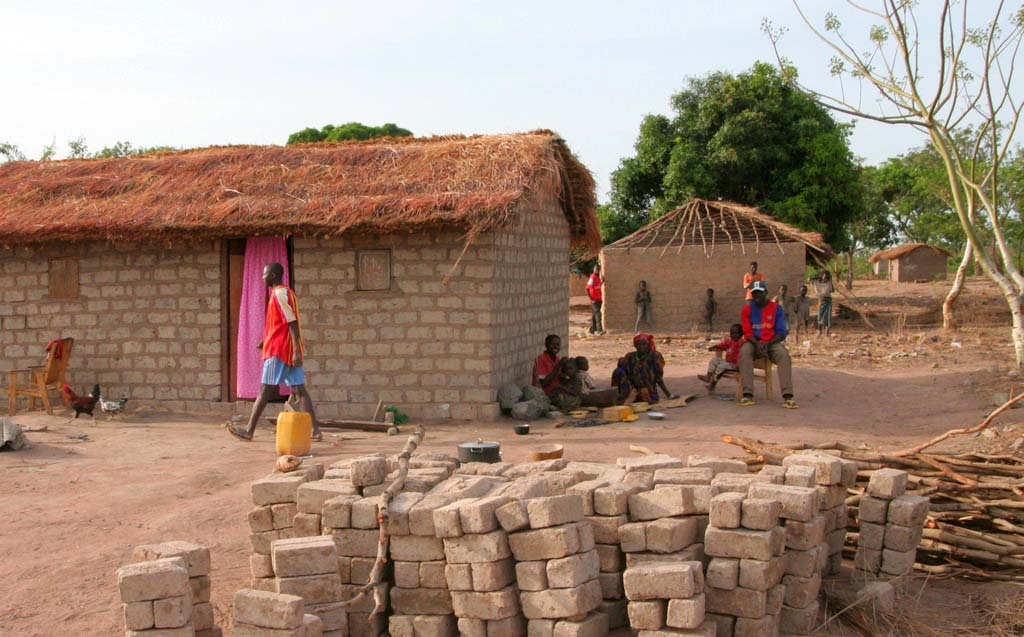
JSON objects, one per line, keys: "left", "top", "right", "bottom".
{"left": 498, "top": 383, "right": 524, "bottom": 411}
{"left": 521, "top": 385, "right": 549, "bottom": 403}
{"left": 511, "top": 400, "right": 548, "bottom": 421}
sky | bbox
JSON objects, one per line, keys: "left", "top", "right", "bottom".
{"left": 0, "top": 1, "right": 990, "bottom": 201}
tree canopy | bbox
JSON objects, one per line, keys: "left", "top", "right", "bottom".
{"left": 286, "top": 122, "right": 413, "bottom": 145}
{"left": 607, "top": 62, "right": 863, "bottom": 249}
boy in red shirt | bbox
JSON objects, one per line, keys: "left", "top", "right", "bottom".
{"left": 532, "top": 334, "right": 561, "bottom": 390}
{"left": 228, "top": 262, "right": 321, "bottom": 441}
{"left": 697, "top": 323, "right": 743, "bottom": 392}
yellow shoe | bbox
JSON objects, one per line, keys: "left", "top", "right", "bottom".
{"left": 784, "top": 399, "right": 799, "bottom": 410}
{"left": 737, "top": 396, "right": 755, "bottom": 407}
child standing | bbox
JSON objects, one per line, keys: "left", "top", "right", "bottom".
{"left": 697, "top": 323, "right": 743, "bottom": 392}
{"left": 773, "top": 284, "right": 793, "bottom": 326}
{"left": 635, "top": 280, "right": 652, "bottom": 332}
{"left": 702, "top": 288, "right": 717, "bottom": 332}
{"left": 793, "top": 285, "right": 813, "bottom": 341}
{"left": 814, "top": 271, "right": 835, "bottom": 337}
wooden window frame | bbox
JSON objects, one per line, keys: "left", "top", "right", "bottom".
{"left": 48, "top": 257, "right": 80, "bottom": 300}
{"left": 355, "top": 249, "right": 392, "bottom": 291}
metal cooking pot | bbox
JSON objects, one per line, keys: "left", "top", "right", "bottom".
{"left": 457, "top": 439, "right": 501, "bottom": 463}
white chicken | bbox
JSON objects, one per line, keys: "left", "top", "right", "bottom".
{"left": 99, "top": 391, "right": 129, "bottom": 419}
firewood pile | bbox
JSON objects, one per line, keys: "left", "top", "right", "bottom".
{"left": 722, "top": 395, "right": 1024, "bottom": 582}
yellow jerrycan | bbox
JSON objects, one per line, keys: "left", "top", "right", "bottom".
{"left": 276, "top": 410, "right": 312, "bottom": 456}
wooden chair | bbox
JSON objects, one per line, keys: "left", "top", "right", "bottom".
{"left": 5, "top": 338, "right": 74, "bottom": 415}
{"left": 715, "top": 349, "right": 774, "bottom": 400}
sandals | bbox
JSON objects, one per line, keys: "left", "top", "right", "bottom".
{"left": 226, "top": 424, "right": 253, "bottom": 441}
{"left": 311, "top": 432, "right": 324, "bottom": 442}
{"left": 696, "top": 374, "right": 709, "bottom": 383}
{"left": 783, "top": 399, "right": 799, "bottom": 410}
{"left": 737, "top": 396, "right": 755, "bottom": 407}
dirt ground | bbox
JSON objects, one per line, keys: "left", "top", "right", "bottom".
{"left": 1, "top": 277, "right": 1022, "bottom": 636}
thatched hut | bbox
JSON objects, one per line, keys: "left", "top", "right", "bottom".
{"left": 869, "top": 243, "right": 952, "bottom": 282}
{"left": 600, "top": 199, "right": 833, "bottom": 332}
{"left": 0, "top": 131, "right": 599, "bottom": 420}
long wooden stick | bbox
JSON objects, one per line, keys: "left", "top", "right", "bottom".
{"left": 888, "top": 392, "right": 1024, "bottom": 456}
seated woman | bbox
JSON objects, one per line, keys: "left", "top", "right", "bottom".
{"left": 532, "top": 334, "right": 561, "bottom": 389}
{"left": 543, "top": 357, "right": 584, "bottom": 411}
{"left": 613, "top": 334, "right": 674, "bottom": 404}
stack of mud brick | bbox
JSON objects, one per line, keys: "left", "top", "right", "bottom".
{"left": 855, "top": 468, "right": 928, "bottom": 579}
{"left": 624, "top": 561, "right": 715, "bottom": 636}
{"left": 271, "top": 536, "right": 347, "bottom": 636}
{"left": 233, "top": 588, "right": 323, "bottom": 636}
{"left": 131, "top": 541, "right": 218, "bottom": 636}
{"left": 703, "top": 491, "right": 787, "bottom": 637}
{"left": 781, "top": 453, "right": 858, "bottom": 576}
{"left": 500, "top": 493, "right": 606, "bottom": 637}
{"left": 117, "top": 557, "right": 197, "bottom": 637}
{"left": 249, "top": 463, "right": 325, "bottom": 590}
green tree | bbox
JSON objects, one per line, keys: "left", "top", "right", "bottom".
{"left": 608, "top": 62, "right": 863, "bottom": 249}
{"left": 286, "top": 122, "right": 413, "bottom": 145}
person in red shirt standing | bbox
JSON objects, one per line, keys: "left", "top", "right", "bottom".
{"left": 586, "top": 264, "right": 605, "bottom": 335}
{"left": 228, "top": 262, "right": 321, "bottom": 441}
{"left": 697, "top": 323, "right": 743, "bottom": 392}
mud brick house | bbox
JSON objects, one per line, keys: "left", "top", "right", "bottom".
{"left": 0, "top": 132, "right": 599, "bottom": 420}
{"left": 600, "top": 199, "right": 833, "bottom": 332}
{"left": 869, "top": 243, "right": 952, "bottom": 282}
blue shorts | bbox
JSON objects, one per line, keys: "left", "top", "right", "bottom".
{"left": 262, "top": 356, "right": 305, "bottom": 387}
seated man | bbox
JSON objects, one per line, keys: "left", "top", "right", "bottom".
{"left": 532, "top": 334, "right": 561, "bottom": 389}
{"left": 738, "top": 281, "right": 797, "bottom": 409}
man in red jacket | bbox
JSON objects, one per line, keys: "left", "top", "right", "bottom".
{"left": 586, "top": 264, "right": 604, "bottom": 335}
{"left": 739, "top": 281, "right": 796, "bottom": 409}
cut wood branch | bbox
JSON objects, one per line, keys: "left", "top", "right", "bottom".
{"left": 888, "top": 392, "right": 1024, "bottom": 456}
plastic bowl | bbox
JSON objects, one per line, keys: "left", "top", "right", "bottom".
{"left": 514, "top": 424, "right": 531, "bottom": 435}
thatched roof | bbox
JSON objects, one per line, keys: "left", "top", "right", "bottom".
{"left": 0, "top": 130, "right": 599, "bottom": 252}
{"left": 868, "top": 243, "right": 953, "bottom": 263}
{"left": 606, "top": 199, "right": 834, "bottom": 259}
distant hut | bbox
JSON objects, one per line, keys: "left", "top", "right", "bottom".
{"left": 868, "top": 243, "right": 952, "bottom": 282}
{"left": 600, "top": 199, "right": 833, "bottom": 332}
{"left": 0, "top": 131, "right": 599, "bottom": 420}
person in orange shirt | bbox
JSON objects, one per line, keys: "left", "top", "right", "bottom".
{"left": 742, "top": 261, "right": 764, "bottom": 301}
{"left": 228, "top": 262, "right": 321, "bottom": 441}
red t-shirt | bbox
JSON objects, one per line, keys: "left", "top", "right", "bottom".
{"left": 714, "top": 338, "right": 743, "bottom": 365}
{"left": 586, "top": 274, "right": 603, "bottom": 302}
{"left": 532, "top": 352, "right": 560, "bottom": 390}
{"left": 263, "top": 285, "right": 303, "bottom": 365}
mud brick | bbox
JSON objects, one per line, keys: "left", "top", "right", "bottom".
{"left": 759, "top": 464, "right": 787, "bottom": 478}
{"left": 252, "top": 474, "right": 308, "bottom": 506}
{"left": 783, "top": 573, "right": 821, "bottom": 608}
{"left": 623, "top": 561, "right": 701, "bottom": 600}
{"left": 249, "top": 506, "right": 275, "bottom": 533}
{"left": 706, "top": 558, "right": 739, "bottom": 590}
{"left": 654, "top": 468, "right": 714, "bottom": 486}
{"left": 547, "top": 549, "right": 600, "bottom": 588}
{"left": 321, "top": 495, "right": 360, "bottom": 529}
{"left": 854, "top": 546, "right": 882, "bottom": 572}
{"left": 521, "top": 579, "right": 602, "bottom": 619}
{"left": 867, "top": 468, "right": 907, "bottom": 499}
{"left": 594, "top": 483, "right": 645, "bottom": 516}
{"left": 251, "top": 576, "right": 276, "bottom": 592}
{"left": 598, "top": 572, "right": 623, "bottom": 599}
{"left": 152, "top": 593, "right": 191, "bottom": 628}
{"left": 710, "top": 473, "right": 778, "bottom": 495}
{"left": 272, "top": 536, "right": 336, "bottom": 577}
{"left": 450, "top": 585, "right": 521, "bottom": 620}
{"left": 817, "top": 485, "right": 848, "bottom": 511}
{"left": 618, "top": 453, "right": 683, "bottom": 472}
{"left": 784, "top": 546, "right": 822, "bottom": 578}
{"left": 709, "top": 493, "right": 744, "bottom": 529}
{"left": 628, "top": 599, "right": 667, "bottom": 630}
{"left": 647, "top": 517, "right": 698, "bottom": 553}
{"left": 596, "top": 544, "right": 625, "bottom": 572}
{"left": 637, "top": 623, "right": 716, "bottom": 637}
{"left": 308, "top": 603, "right": 347, "bottom": 633}
{"left": 446, "top": 563, "right": 473, "bottom": 591}
{"left": 516, "top": 560, "right": 549, "bottom": 591}
{"left": 270, "top": 502, "right": 298, "bottom": 530}
{"left": 626, "top": 545, "right": 705, "bottom": 568}
{"left": 394, "top": 561, "right": 420, "bottom": 589}
{"left": 386, "top": 492, "right": 425, "bottom": 535}
{"left": 704, "top": 613, "right": 734, "bottom": 637}
{"left": 618, "top": 522, "right": 647, "bottom": 552}
{"left": 488, "top": 615, "right": 527, "bottom": 637}
{"left": 233, "top": 588, "right": 304, "bottom": 630}
{"left": 526, "top": 494, "right": 584, "bottom": 529}
{"left": 504, "top": 458, "right": 567, "bottom": 478}
{"left": 785, "top": 515, "right": 828, "bottom": 551}
{"left": 494, "top": 499, "right": 530, "bottom": 532}
{"left": 251, "top": 554, "right": 275, "bottom": 579}
{"left": 566, "top": 480, "right": 610, "bottom": 515}
{"left": 858, "top": 496, "right": 889, "bottom": 524}
{"left": 390, "top": 614, "right": 415, "bottom": 637}
{"left": 131, "top": 542, "right": 211, "bottom": 578}
{"left": 276, "top": 572, "right": 341, "bottom": 605}
{"left": 349, "top": 456, "right": 387, "bottom": 487}
{"left": 391, "top": 586, "right": 454, "bottom": 615}
{"left": 624, "top": 471, "right": 656, "bottom": 490}
{"left": 124, "top": 601, "right": 154, "bottom": 631}
{"left": 738, "top": 556, "right": 785, "bottom": 591}
{"left": 838, "top": 458, "right": 858, "bottom": 487}
{"left": 553, "top": 611, "right": 608, "bottom": 637}
{"left": 432, "top": 499, "right": 470, "bottom": 538}
{"left": 740, "top": 498, "right": 781, "bottom": 531}
{"left": 350, "top": 557, "right": 375, "bottom": 583}
{"left": 766, "top": 583, "right": 785, "bottom": 615}
{"left": 443, "top": 529, "right": 511, "bottom": 563}
{"left": 689, "top": 486, "right": 714, "bottom": 514}
{"left": 460, "top": 617, "right": 488, "bottom": 637}
{"left": 858, "top": 521, "right": 885, "bottom": 550}
{"left": 880, "top": 548, "right": 916, "bottom": 575}
{"left": 599, "top": 598, "right": 629, "bottom": 629}
{"left": 392, "top": 534, "right": 445, "bottom": 562}
{"left": 471, "top": 558, "right": 516, "bottom": 592}
{"left": 704, "top": 527, "right": 776, "bottom": 561}
{"left": 783, "top": 453, "right": 842, "bottom": 485}
{"left": 827, "top": 528, "right": 846, "bottom": 554}
{"left": 409, "top": 478, "right": 497, "bottom": 535}
{"left": 118, "top": 558, "right": 189, "bottom": 603}
{"left": 294, "top": 513, "right": 322, "bottom": 537}
{"left": 498, "top": 475, "right": 559, "bottom": 501}
{"left": 586, "top": 515, "right": 628, "bottom": 544}
{"left": 460, "top": 495, "right": 512, "bottom": 534}
{"left": 410, "top": 614, "right": 458, "bottom": 637}
{"left": 192, "top": 601, "right": 213, "bottom": 631}
{"left": 575, "top": 521, "right": 595, "bottom": 552}
{"left": 348, "top": 611, "right": 387, "bottom": 637}
{"left": 297, "top": 480, "right": 360, "bottom": 515}
{"left": 510, "top": 523, "right": 580, "bottom": 561}
{"left": 888, "top": 494, "right": 930, "bottom": 527}
{"left": 747, "top": 483, "right": 818, "bottom": 522}
{"left": 705, "top": 586, "right": 766, "bottom": 619}
{"left": 830, "top": 503, "right": 849, "bottom": 530}
{"left": 233, "top": 624, "right": 303, "bottom": 637}
{"left": 686, "top": 455, "right": 748, "bottom": 475}
{"left": 666, "top": 594, "right": 705, "bottom": 630}
{"left": 527, "top": 619, "right": 555, "bottom": 637}
{"left": 350, "top": 497, "right": 381, "bottom": 529}
{"left": 629, "top": 486, "right": 696, "bottom": 520}
{"left": 784, "top": 465, "right": 816, "bottom": 488}
{"left": 336, "top": 556, "right": 352, "bottom": 583}
{"left": 418, "top": 561, "right": 447, "bottom": 589}
{"left": 779, "top": 601, "right": 819, "bottom": 634}
{"left": 733, "top": 613, "right": 779, "bottom": 637}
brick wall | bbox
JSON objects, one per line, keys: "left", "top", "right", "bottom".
{"left": 600, "top": 243, "right": 808, "bottom": 333}
{"left": 0, "top": 243, "right": 223, "bottom": 412}
{"left": 892, "top": 251, "right": 947, "bottom": 282}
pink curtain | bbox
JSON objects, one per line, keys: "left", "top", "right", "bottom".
{"left": 236, "top": 237, "right": 291, "bottom": 399}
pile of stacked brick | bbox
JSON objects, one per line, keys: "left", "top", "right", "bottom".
{"left": 232, "top": 588, "right": 323, "bottom": 636}
{"left": 117, "top": 557, "right": 197, "bottom": 637}
{"left": 501, "top": 494, "right": 606, "bottom": 637}
{"left": 624, "top": 561, "right": 714, "bottom": 636}
{"left": 703, "top": 492, "right": 787, "bottom": 636}
{"left": 855, "top": 468, "right": 929, "bottom": 579}
{"left": 271, "top": 536, "right": 347, "bottom": 636}
{"left": 131, "top": 541, "right": 218, "bottom": 636}
{"left": 249, "top": 463, "right": 325, "bottom": 590}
